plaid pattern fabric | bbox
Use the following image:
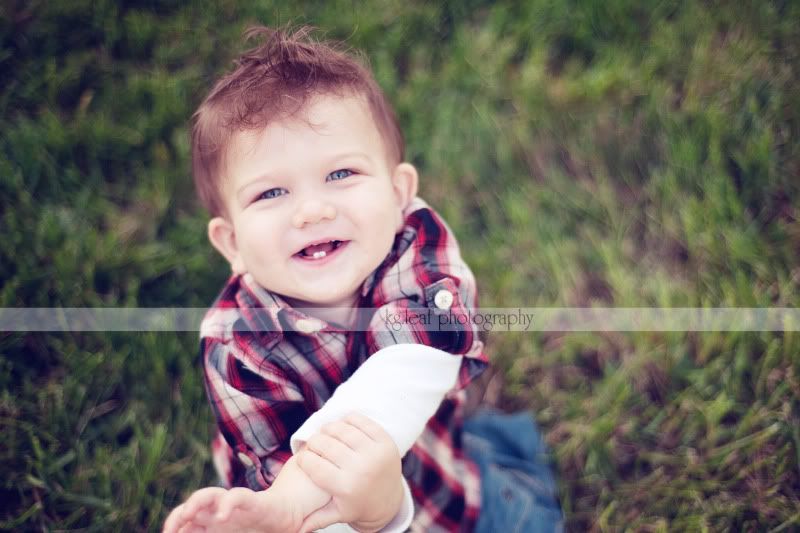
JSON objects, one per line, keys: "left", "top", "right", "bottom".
{"left": 201, "top": 198, "right": 489, "bottom": 531}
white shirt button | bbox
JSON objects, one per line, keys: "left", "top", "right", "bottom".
{"left": 237, "top": 452, "right": 254, "bottom": 467}
{"left": 433, "top": 289, "right": 454, "bottom": 310}
{"left": 295, "top": 318, "right": 320, "bottom": 334}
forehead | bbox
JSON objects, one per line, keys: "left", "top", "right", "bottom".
{"left": 226, "top": 93, "right": 385, "bottom": 165}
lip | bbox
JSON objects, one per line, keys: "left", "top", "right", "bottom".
{"left": 292, "top": 240, "right": 351, "bottom": 266}
{"left": 294, "top": 237, "right": 345, "bottom": 256}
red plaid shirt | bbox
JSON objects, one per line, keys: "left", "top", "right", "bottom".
{"left": 200, "top": 198, "right": 489, "bottom": 532}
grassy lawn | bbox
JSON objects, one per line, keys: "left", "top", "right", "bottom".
{"left": 2, "top": 1, "right": 798, "bottom": 530}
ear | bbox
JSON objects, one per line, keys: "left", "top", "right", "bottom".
{"left": 208, "top": 217, "right": 246, "bottom": 274}
{"left": 390, "top": 162, "right": 419, "bottom": 210}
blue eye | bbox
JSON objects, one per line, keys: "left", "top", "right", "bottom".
{"left": 256, "top": 188, "right": 288, "bottom": 201}
{"left": 326, "top": 169, "right": 354, "bottom": 181}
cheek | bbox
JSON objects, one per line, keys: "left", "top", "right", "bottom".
{"left": 374, "top": 212, "right": 402, "bottom": 257}
{"left": 237, "top": 214, "right": 284, "bottom": 262}
{"left": 356, "top": 202, "right": 399, "bottom": 235}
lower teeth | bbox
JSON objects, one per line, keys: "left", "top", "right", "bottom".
{"left": 312, "top": 251, "right": 327, "bottom": 259}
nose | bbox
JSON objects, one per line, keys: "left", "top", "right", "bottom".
{"left": 291, "top": 198, "right": 337, "bottom": 228}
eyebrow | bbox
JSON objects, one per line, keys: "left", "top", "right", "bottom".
{"left": 236, "top": 173, "right": 279, "bottom": 204}
{"left": 327, "top": 151, "right": 373, "bottom": 165}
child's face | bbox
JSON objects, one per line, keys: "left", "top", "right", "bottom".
{"left": 208, "top": 93, "right": 417, "bottom": 310}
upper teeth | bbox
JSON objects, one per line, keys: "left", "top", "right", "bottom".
{"left": 312, "top": 250, "right": 327, "bottom": 259}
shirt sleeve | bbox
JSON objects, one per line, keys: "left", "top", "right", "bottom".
{"left": 202, "top": 335, "right": 312, "bottom": 490}
{"left": 290, "top": 343, "right": 461, "bottom": 455}
{"left": 364, "top": 203, "right": 489, "bottom": 388}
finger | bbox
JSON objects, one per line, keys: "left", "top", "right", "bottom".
{"left": 163, "top": 503, "right": 185, "bottom": 533}
{"left": 215, "top": 487, "right": 254, "bottom": 521}
{"left": 306, "top": 432, "right": 356, "bottom": 466}
{"left": 177, "top": 523, "right": 205, "bottom": 533}
{"left": 299, "top": 500, "right": 343, "bottom": 533}
{"left": 320, "top": 419, "right": 370, "bottom": 449}
{"left": 296, "top": 449, "right": 344, "bottom": 494}
{"left": 187, "top": 509, "right": 214, "bottom": 526}
{"left": 343, "top": 412, "right": 388, "bottom": 442}
{"left": 176, "top": 510, "right": 214, "bottom": 533}
{"left": 182, "top": 487, "right": 225, "bottom": 518}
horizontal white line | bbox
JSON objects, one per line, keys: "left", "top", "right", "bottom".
{"left": 0, "top": 308, "right": 797, "bottom": 332}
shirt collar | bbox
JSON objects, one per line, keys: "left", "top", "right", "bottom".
{"left": 237, "top": 273, "right": 346, "bottom": 336}
{"left": 359, "top": 197, "right": 426, "bottom": 298}
{"left": 234, "top": 273, "right": 285, "bottom": 337}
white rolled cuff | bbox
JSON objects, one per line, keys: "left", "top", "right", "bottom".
{"left": 290, "top": 343, "right": 462, "bottom": 455}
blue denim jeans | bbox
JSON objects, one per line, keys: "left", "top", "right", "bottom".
{"left": 463, "top": 410, "right": 564, "bottom": 533}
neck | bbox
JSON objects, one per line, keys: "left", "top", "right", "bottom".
{"left": 283, "top": 295, "right": 360, "bottom": 329}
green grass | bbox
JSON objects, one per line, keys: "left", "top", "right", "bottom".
{"left": 2, "top": 1, "right": 798, "bottom": 531}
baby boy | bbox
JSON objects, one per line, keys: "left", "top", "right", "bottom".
{"left": 164, "top": 26, "right": 562, "bottom": 533}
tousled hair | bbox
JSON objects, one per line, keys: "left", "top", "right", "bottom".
{"left": 191, "top": 25, "right": 405, "bottom": 217}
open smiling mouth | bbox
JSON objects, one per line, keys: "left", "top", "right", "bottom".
{"left": 296, "top": 240, "right": 348, "bottom": 260}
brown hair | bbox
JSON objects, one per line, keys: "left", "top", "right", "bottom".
{"left": 191, "top": 25, "right": 405, "bottom": 217}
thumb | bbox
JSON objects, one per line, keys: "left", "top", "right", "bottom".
{"left": 299, "top": 500, "right": 343, "bottom": 533}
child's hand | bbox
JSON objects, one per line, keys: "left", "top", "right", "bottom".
{"left": 162, "top": 486, "right": 229, "bottom": 533}
{"left": 296, "top": 413, "right": 405, "bottom": 533}
{"left": 180, "top": 487, "right": 295, "bottom": 533}
{"left": 162, "top": 453, "right": 331, "bottom": 533}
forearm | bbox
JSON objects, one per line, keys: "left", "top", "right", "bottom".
{"left": 269, "top": 453, "right": 331, "bottom": 520}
